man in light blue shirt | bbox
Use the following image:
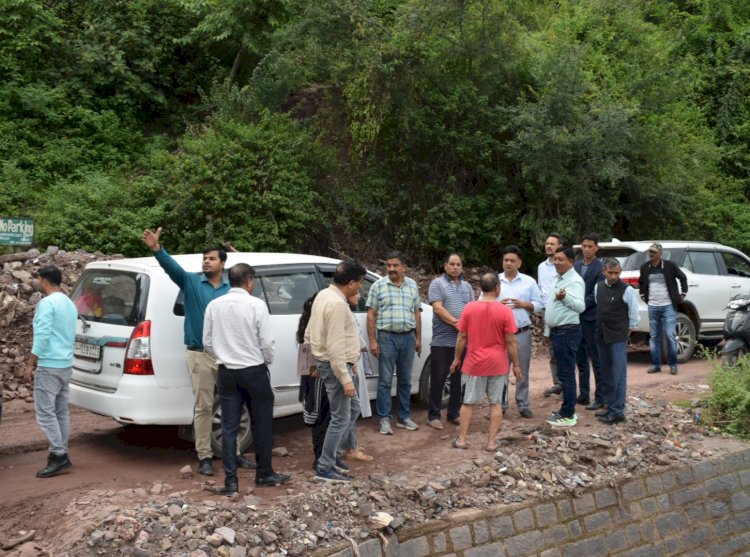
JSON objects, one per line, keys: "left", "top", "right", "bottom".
{"left": 24, "top": 266, "right": 77, "bottom": 478}
{"left": 544, "top": 247, "right": 585, "bottom": 427}
{"left": 498, "top": 245, "right": 542, "bottom": 418}
{"left": 537, "top": 233, "right": 563, "bottom": 397}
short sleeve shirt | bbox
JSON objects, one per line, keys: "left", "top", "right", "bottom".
{"left": 457, "top": 301, "right": 517, "bottom": 376}
{"left": 366, "top": 276, "right": 420, "bottom": 332}
{"left": 428, "top": 275, "right": 475, "bottom": 347}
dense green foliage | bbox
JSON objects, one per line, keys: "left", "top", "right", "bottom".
{"left": 706, "top": 355, "right": 750, "bottom": 439}
{"left": 1, "top": 0, "right": 749, "bottom": 267}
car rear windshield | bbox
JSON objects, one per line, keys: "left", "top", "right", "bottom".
{"left": 70, "top": 270, "right": 149, "bottom": 326}
{"left": 622, "top": 248, "right": 685, "bottom": 271}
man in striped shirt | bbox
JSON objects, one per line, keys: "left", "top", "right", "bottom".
{"left": 367, "top": 251, "right": 422, "bottom": 435}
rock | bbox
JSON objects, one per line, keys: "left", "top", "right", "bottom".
{"left": 167, "top": 504, "right": 182, "bottom": 518}
{"left": 150, "top": 482, "right": 163, "bottom": 495}
{"left": 131, "top": 548, "right": 151, "bottom": 557}
{"left": 179, "top": 464, "right": 193, "bottom": 479}
{"left": 216, "top": 526, "right": 236, "bottom": 544}
{"left": 229, "top": 547, "right": 247, "bottom": 557}
{"left": 260, "top": 530, "right": 278, "bottom": 544}
{"left": 207, "top": 533, "right": 224, "bottom": 547}
{"left": 271, "top": 446, "right": 289, "bottom": 457}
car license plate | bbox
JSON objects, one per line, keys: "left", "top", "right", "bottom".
{"left": 75, "top": 341, "right": 101, "bottom": 360}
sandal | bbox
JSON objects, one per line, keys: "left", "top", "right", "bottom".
{"left": 485, "top": 446, "right": 499, "bottom": 453}
{"left": 451, "top": 438, "right": 469, "bottom": 449}
{"left": 344, "top": 448, "right": 374, "bottom": 462}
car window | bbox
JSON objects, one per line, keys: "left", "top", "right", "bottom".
{"left": 622, "top": 248, "right": 684, "bottom": 271}
{"left": 320, "top": 270, "right": 375, "bottom": 313}
{"left": 720, "top": 251, "right": 750, "bottom": 278}
{"left": 258, "top": 272, "right": 318, "bottom": 315}
{"left": 684, "top": 251, "right": 720, "bottom": 275}
{"left": 71, "top": 270, "right": 148, "bottom": 326}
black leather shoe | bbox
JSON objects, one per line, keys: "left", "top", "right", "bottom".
{"left": 646, "top": 366, "right": 661, "bottom": 374}
{"left": 36, "top": 453, "right": 72, "bottom": 478}
{"left": 594, "top": 407, "right": 610, "bottom": 417}
{"left": 519, "top": 408, "right": 534, "bottom": 418}
{"left": 543, "top": 385, "right": 562, "bottom": 397}
{"left": 198, "top": 458, "right": 214, "bottom": 476}
{"left": 237, "top": 454, "right": 257, "bottom": 469}
{"left": 585, "top": 401, "right": 605, "bottom": 410}
{"left": 215, "top": 484, "right": 239, "bottom": 496}
{"left": 598, "top": 413, "right": 626, "bottom": 424}
{"left": 255, "top": 472, "right": 291, "bottom": 487}
{"left": 576, "top": 396, "right": 590, "bottom": 406}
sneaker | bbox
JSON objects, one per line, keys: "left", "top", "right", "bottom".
{"left": 314, "top": 468, "right": 351, "bottom": 483}
{"left": 546, "top": 412, "right": 577, "bottom": 427}
{"left": 670, "top": 365, "right": 678, "bottom": 375}
{"left": 334, "top": 458, "right": 350, "bottom": 475}
{"left": 379, "top": 417, "right": 393, "bottom": 435}
{"left": 396, "top": 417, "right": 419, "bottom": 431}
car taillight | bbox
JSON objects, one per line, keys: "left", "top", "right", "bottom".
{"left": 622, "top": 276, "right": 639, "bottom": 287}
{"left": 124, "top": 320, "right": 154, "bottom": 375}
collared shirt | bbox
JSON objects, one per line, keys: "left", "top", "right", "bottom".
{"left": 366, "top": 275, "right": 420, "bottom": 333}
{"left": 498, "top": 272, "right": 543, "bottom": 328}
{"left": 32, "top": 292, "right": 77, "bottom": 368}
{"left": 154, "top": 248, "right": 230, "bottom": 349}
{"left": 305, "top": 285, "right": 362, "bottom": 385}
{"left": 203, "top": 288, "right": 275, "bottom": 369}
{"left": 594, "top": 281, "right": 641, "bottom": 329}
{"left": 537, "top": 258, "right": 557, "bottom": 308}
{"left": 544, "top": 267, "right": 585, "bottom": 335}
{"left": 428, "top": 274, "right": 475, "bottom": 347}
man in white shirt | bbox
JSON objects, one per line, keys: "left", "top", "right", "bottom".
{"left": 204, "top": 263, "right": 289, "bottom": 494}
{"left": 537, "top": 233, "right": 563, "bottom": 396}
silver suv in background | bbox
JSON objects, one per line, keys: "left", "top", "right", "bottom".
{"left": 593, "top": 240, "right": 750, "bottom": 362}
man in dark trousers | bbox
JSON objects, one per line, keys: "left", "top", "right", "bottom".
{"left": 638, "top": 243, "right": 688, "bottom": 375}
{"left": 574, "top": 233, "right": 605, "bottom": 409}
{"left": 594, "top": 258, "right": 641, "bottom": 424}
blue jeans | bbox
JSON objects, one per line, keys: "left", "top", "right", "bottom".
{"left": 318, "top": 361, "right": 361, "bottom": 472}
{"left": 648, "top": 304, "right": 678, "bottom": 366}
{"left": 34, "top": 366, "right": 72, "bottom": 456}
{"left": 218, "top": 363, "right": 274, "bottom": 484}
{"left": 597, "top": 341, "right": 627, "bottom": 417}
{"left": 376, "top": 331, "right": 416, "bottom": 420}
{"left": 576, "top": 319, "right": 602, "bottom": 402}
{"left": 550, "top": 325, "right": 582, "bottom": 418}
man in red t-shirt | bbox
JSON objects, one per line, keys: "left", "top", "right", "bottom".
{"left": 450, "top": 273, "right": 521, "bottom": 451}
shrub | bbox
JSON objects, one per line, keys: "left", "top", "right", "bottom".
{"left": 704, "top": 354, "right": 750, "bottom": 439}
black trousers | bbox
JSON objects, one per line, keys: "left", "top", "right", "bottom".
{"left": 428, "top": 346, "right": 462, "bottom": 422}
{"left": 218, "top": 364, "right": 274, "bottom": 484}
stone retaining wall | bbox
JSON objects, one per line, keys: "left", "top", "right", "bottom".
{"left": 317, "top": 447, "right": 750, "bottom": 557}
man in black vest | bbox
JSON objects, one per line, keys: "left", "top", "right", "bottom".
{"left": 594, "top": 258, "right": 641, "bottom": 424}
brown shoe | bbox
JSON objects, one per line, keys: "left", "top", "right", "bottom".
{"left": 429, "top": 419, "right": 444, "bottom": 430}
{"left": 344, "top": 448, "right": 374, "bottom": 462}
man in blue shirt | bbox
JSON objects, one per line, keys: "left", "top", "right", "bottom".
{"left": 142, "top": 227, "right": 252, "bottom": 476}
{"left": 427, "top": 253, "right": 475, "bottom": 430}
{"left": 24, "top": 266, "right": 77, "bottom": 478}
{"left": 498, "top": 245, "right": 543, "bottom": 418}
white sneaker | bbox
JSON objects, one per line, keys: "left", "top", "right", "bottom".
{"left": 396, "top": 417, "right": 419, "bottom": 431}
{"left": 379, "top": 417, "right": 393, "bottom": 435}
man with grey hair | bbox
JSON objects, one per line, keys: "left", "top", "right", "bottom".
{"left": 450, "top": 273, "right": 520, "bottom": 451}
{"left": 204, "top": 263, "right": 289, "bottom": 494}
{"left": 594, "top": 258, "right": 640, "bottom": 424}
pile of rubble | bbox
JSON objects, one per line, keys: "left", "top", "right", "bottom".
{"left": 0, "top": 247, "right": 118, "bottom": 403}
{"left": 48, "top": 393, "right": 715, "bottom": 557}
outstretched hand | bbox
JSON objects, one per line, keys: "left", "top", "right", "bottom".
{"left": 142, "top": 227, "right": 162, "bottom": 252}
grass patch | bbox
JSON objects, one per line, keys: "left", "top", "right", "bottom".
{"left": 704, "top": 354, "right": 750, "bottom": 439}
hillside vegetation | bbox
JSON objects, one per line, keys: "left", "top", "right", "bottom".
{"left": 1, "top": 0, "right": 749, "bottom": 267}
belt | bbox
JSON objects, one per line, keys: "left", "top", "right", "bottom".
{"left": 515, "top": 325, "right": 531, "bottom": 335}
{"left": 378, "top": 329, "right": 415, "bottom": 334}
{"left": 186, "top": 346, "right": 204, "bottom": 352}
{"left": 549, "top": 324, "right": 580, "bottom": 332}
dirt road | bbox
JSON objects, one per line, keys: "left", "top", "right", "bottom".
{"left": 0, "top": 353, "right": 724, "bottom": 553}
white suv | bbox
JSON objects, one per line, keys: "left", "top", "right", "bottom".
{"left": 593, "top": 240, "right": 750, "bottom": 361}
{"left": 68, "top": 253, "right": 434, "bottom": 455}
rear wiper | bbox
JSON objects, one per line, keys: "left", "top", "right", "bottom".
{"left": 78, "top": 313, "right": 91, "bottom": 332}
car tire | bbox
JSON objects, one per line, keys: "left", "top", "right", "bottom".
{"left": 662, "top": 312, "right": 696, "bottom": 364}
{"left": 210, "top": 393, "right": 253, "bottom": 458}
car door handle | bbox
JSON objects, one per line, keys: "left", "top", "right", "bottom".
{"left": 688, "top": 283, "right": 699, "bottom": 287}
{"left": 731, "top": 284, "right": 742, "bottom": 288}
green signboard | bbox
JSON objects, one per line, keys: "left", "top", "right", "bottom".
{"left": 0, "top": 217, "right": 35, "bottom": 246}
